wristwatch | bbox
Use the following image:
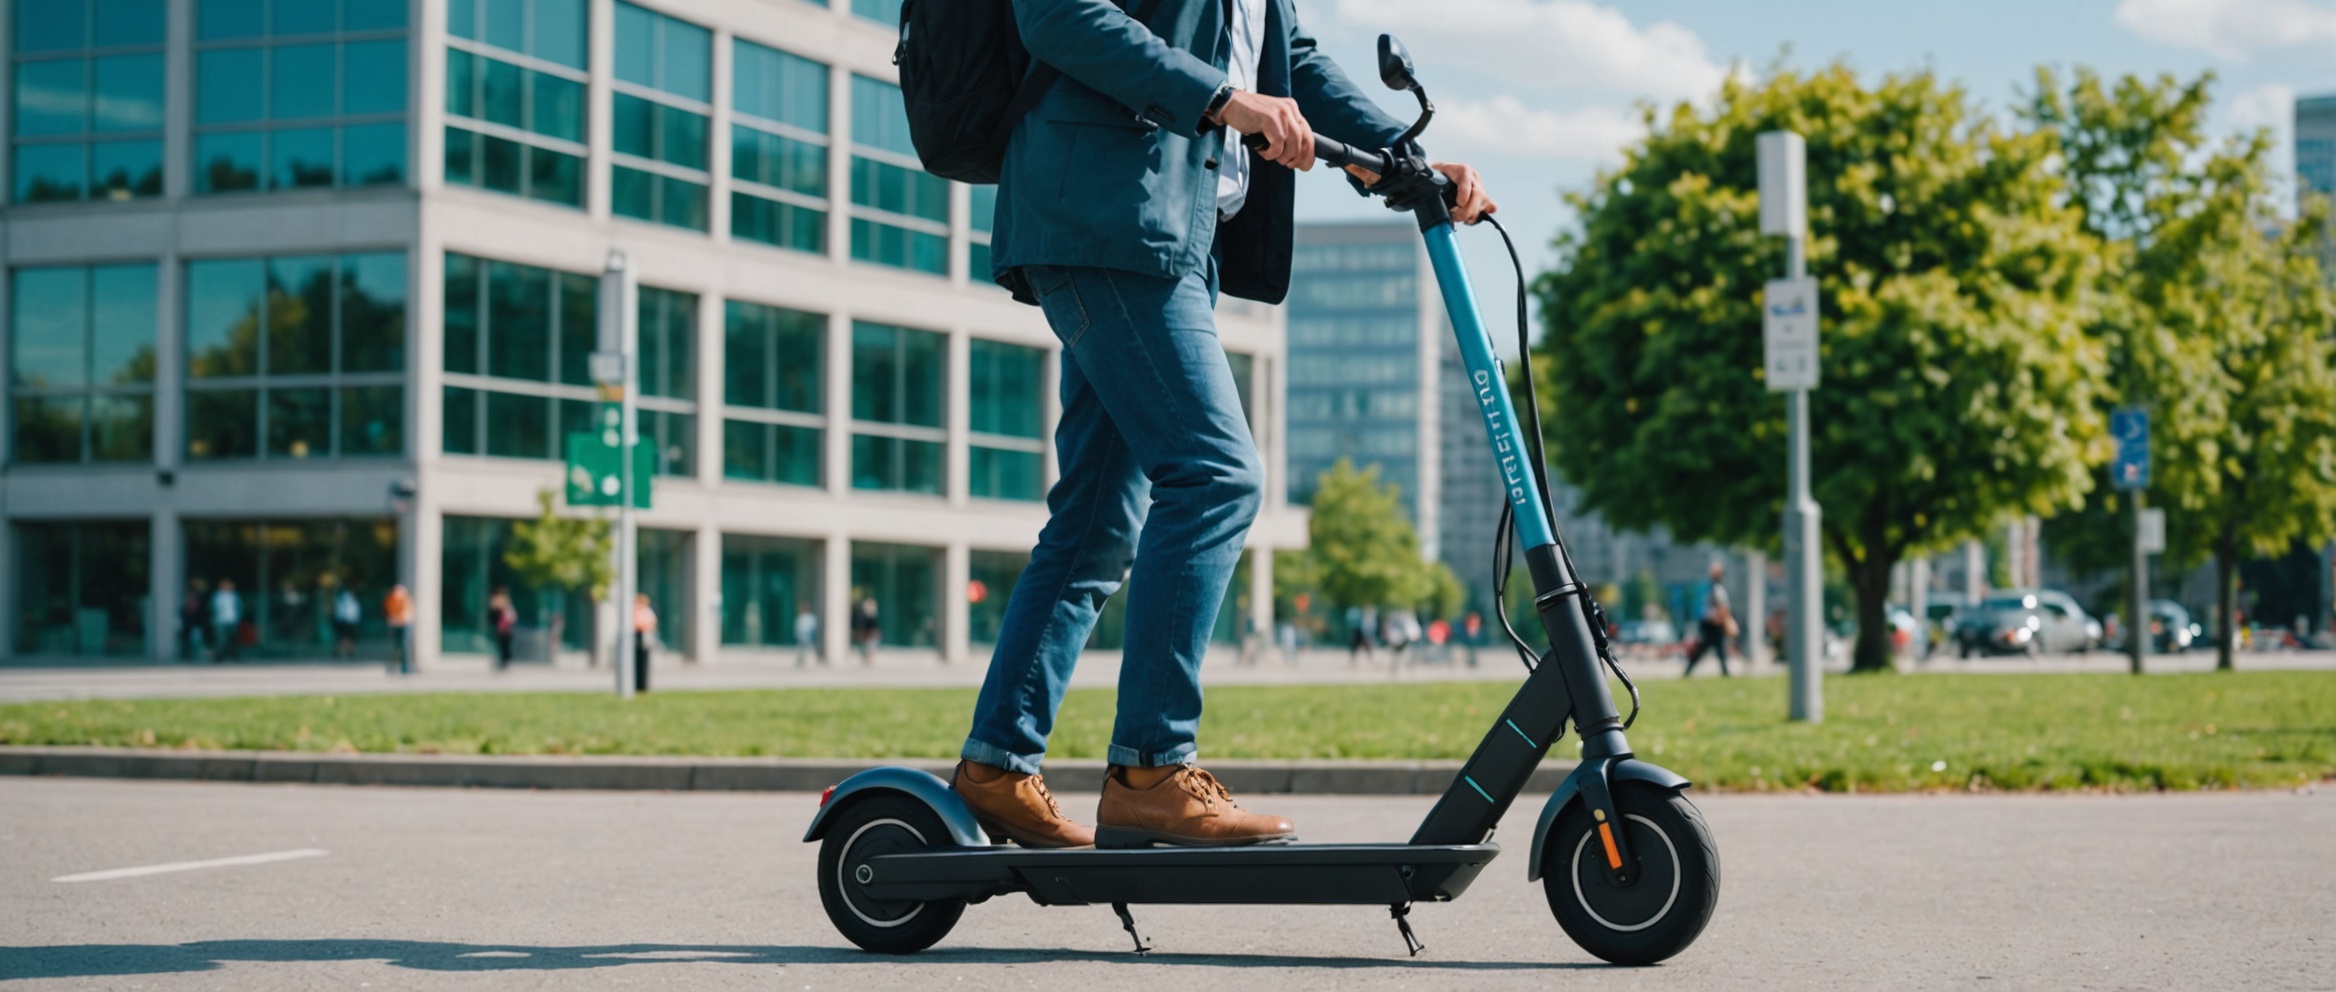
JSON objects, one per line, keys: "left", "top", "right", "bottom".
{"left": 1203, "top": 82, "right": 1236, "bottom": 127}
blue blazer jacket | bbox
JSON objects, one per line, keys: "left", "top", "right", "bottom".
{"left": 993, "top": 0, "right": 1408, "bottom": 304}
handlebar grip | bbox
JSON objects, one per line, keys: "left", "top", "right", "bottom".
{"left": 1240, "top": 131, "right": 1392, "bottom": 177}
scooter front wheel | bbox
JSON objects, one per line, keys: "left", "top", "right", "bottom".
{"left": 1543, "top": 782, "right": 1719, "bottom": 965}
{"left": 816, "top": 792, "right": 967, "bottom": 954}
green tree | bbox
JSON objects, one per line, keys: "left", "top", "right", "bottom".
{"left": 2030, "top": 69, "right": 2336, "bottom": 669}
{"left": 1302, "top": 459, "right": 1434, "bottom": 615}
{"left": 2027, "top": 70, "right": 2225, "bottom": 596}
{"left": 503, "top": 488, "right": 614, "bottom": 654}
{"left": 1533, "top": 64, "right": 2109, "bottom": 672}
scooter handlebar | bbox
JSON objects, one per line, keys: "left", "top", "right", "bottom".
{"left": 1241, "top": 131, "right": 1392, "bottom": 177}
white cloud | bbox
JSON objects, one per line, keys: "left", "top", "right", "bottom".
{"left": 1327, "top": 0, "right": 1725, "bottom": 101}
{"left": 2113, "top": 0, "right": 2336, "bottom": 59}
{"left": 1430, "top": 95, "right": 1644, "bottom": 163}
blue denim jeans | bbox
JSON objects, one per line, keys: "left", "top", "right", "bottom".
{"left": 961, "top": 259, "right": 1263, "bottom": 774}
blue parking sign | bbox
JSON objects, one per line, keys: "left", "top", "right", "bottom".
{"left": 2110, "top": 407, "right": 2149, "bottom": 491}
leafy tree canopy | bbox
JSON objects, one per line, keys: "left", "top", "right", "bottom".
{"left": 1533, "top": 64, "right": 2110, "bottom": 671}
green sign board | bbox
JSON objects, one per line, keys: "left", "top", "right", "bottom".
{"left": 564, "top": 404, "right": 652, "bottom": 508}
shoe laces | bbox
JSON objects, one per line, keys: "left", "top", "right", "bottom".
{"left": 1181, "top": 767, "right": 1237, "bottom": 809}
{"left": 1029, "top": 774, "right": 1066, "bottom": 820}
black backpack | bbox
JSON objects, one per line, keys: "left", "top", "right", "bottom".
{"left": 894, "top": 0, "right": 1158, "bottom": 184}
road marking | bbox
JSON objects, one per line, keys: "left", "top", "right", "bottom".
{"left": 52, "top": 848, "right": 328, "bottom": 883}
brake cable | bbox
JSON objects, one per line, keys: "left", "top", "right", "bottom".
{"left": 1481, "top": 214, "right": 1639, "bottom": 731}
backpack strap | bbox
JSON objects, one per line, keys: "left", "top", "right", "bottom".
{"left": 996, "top": 0, "right": 1166, "bottom": 143}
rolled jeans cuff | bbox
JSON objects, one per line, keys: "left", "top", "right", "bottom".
{"left": 1106, "top": 742, "right": 1198, "bottom": 768}
{"left": 960, "top": 738, "right": 1045, "bottom": 776}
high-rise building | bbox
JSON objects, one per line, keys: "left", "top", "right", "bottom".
{"left": 2302, "top": 93, "right": 2336, "bottom": 286}
{"left": 1287, "top": 221, "right": 1502, "bottom": 610}
{"left": 0, "top": 0, "right": 1300, "bottom": 667}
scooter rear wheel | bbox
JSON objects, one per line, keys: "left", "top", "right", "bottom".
{"left": 816, "top": 792, "right": 967, "bottom": 954}
{"left": 1543, "top": 783, "right": 1718, "bottom": 965}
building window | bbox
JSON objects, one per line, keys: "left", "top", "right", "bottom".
{"left": 182, "top": 517, "right": 399, "bottom": 660}
{"left": 635, "top": 285, "right": 698, "bottom": 476}
{"left": 849, "top": 321, "right": 942, "bottom": 493}
{"left": 10, "top": 263, "right": 156, "bottom": 464}
{"left": 723, "top": 300, "right": 824, "bottom": 487}
{"left": 2302, "top": 138, "right": 2335, "bottom": 198}
{"left": 444, "top": 0, "right": 587, "bottom": 207}
{"left": 440, "top": 252, "right": 693, "bottom": 475}
{"left": 730, "top": 38, "right": 829, "bottom": 254}
{"left": 12, "top": 520, "right": 149, "bottom": 657}
{"left": 721, "top": 533, "right": 819, "bottom": 648}
{"left": 850, "top": 0, "right": 902, "bottom": 26}
{"left": 967, "top": 338, "right": 1042, "bottom": 501}
{"left": 191, "top": 0, "right": 409, "bottom": 195}
{"left": 441, "top": 514, "right": 590, "bottom": 655}
{"left": 850, "top": 541, "right": 937, "bottom": 648}
{"left": 609, "top": 1, "right": 710, "bottom": 230}
{"left": 10, "top": 0, "right": 165, "bottom": 203}
{"left": 183, "top": 252, "right": 406, "bottom": 461}
{"left": 967, "top": 549, "right": 1026, "bottom": 645}
{"left": 848, "top": 75, "right": 947, "bottom": 274}
{"left": 967, "top": 184, "right": 997, "bottom": 281}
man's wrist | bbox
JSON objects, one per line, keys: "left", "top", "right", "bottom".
{"left": 1203, "top": 82, "right": 1236, "bottom": 126}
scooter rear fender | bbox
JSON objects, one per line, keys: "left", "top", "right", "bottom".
{"left": 801, "top": 766, "right": 992, "bottom": 849}
{"left": 1526, "top": 758, "right": 1691, "bottom": 881}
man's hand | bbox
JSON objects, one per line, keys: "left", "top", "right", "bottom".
{"left": 1340, "top": 162, "right": 1498, "bottom": 223}
{"left": 1211, "top": 90, "right": 1316, "bottom": 171}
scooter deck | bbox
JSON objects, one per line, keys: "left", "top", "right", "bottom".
{"left": 863, "top": 842, "right": 1500, "bottom": 906}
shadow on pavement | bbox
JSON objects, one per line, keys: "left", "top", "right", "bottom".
{"left": 0, "top": 939, "right": 1596, "bottom": 978}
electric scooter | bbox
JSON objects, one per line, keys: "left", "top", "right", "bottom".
{"left": 804, "top": 35, "right": 1719, "bottom": 966}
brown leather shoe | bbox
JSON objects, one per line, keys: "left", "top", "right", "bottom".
{"left": 1095, "top": 764, "right": 1297, "bottom": 847}
{"left": 951, "top": 760, "right": 1095, "bottom": 849}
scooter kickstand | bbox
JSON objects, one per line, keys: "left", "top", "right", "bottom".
{"left": 1390, "top": 903, "right": 1425, "bottom": 957}
{"left": 1111, "top": 902, "right": 1152, "bottom": 955}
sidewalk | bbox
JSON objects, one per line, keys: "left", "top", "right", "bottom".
{"left": 4, "top": 645, "right": 2330, "bottom": 703}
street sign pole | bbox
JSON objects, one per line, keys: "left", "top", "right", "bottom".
{"left": 2111, "top": 406, "right": 2152, "bottom": 676}
{"left": 598, "top": 250, "right": 638, "bottom": 699}
{"left": 2131, "top": 490, "right": 2149, "bottom": 675}
{"left": 1762, "top": 130, "right": 1823, "bottom": 722}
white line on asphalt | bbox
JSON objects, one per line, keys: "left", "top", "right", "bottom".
{"left": 52, "top": 848, "right": 329, "bottom": 883}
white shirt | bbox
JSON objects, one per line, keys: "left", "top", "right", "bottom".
{"left": 1216, "top": 0, "right": 1269, "bottom": 219}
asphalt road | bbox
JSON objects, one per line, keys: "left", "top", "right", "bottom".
{"left": 3, "top": 778, "right": 2330, "bottom": 991}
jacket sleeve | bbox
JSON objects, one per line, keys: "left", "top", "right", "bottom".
{"left": 1013, "top": 0, "right": 1227, "bottom": 139}
{"left": 1285, "top": 1, "right": 1408, "bottom": 149}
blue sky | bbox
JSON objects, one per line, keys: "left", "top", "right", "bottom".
{"left": 1289, "top": 0, "right": 2336, "bottom": 311}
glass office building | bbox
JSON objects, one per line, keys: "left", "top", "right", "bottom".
{"left": 1288, "top": 221, "right": 1501, "bottom": 612}
{"left": 1, "top": 0, "right": 1300, "bottom": 667}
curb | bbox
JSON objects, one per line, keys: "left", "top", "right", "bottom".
{"left": 0, "top": 746, "right": 1574, "bottom": 795}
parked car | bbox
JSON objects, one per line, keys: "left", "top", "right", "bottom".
{"left": 1954, "top": 589, "right": 2099, "bottom": 657}
{"left": 1613, "top": 619, "right": 1679, "bottom": 657}
{"left": 2106, "top": 600, "right": 2201, "bottom": 654}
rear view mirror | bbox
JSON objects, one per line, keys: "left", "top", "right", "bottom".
{"left": 1377, "top": 34, "right": 1416, "bottom": 91}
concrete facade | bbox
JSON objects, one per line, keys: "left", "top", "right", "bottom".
{"left": 0, "top": 0, "right": 1301, "bottom": 668}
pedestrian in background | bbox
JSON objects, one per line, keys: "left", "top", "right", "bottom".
{"left": 331, "top": 585, "right": 361, "bottom": 660}
{"left": 1347, "top": 605, "right": 1377, "bottom": 664}
{"left": 180, "top": 579, "right": 210, "bottom": 661}
{"left": 794, "top": 600, "right": 820, "bottom": 667}
{"left": 489, "top": 586, "right": 517, "bottom": 671}
{"left": 851, "top": 597, "right": 880, "bottom": 665}
{"left": 633, "top": 593, "right": 658, "bottom": 693}
{"left": 209, "top": 579, "right": 242, "bottom": 663}
{"left": 1462, "top": 611, "right": 1483, "bottom": 668}
{"left": 384, "top": 584, "right": 413, "bottom": 675}
{"left": 1683, "top": 562, "right": 1735, "bottom": 677}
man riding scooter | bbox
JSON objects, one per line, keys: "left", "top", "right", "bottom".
{"left": 951, "top": 0, "right": 1497, "bottom": 849}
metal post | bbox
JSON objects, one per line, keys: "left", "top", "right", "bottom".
{"left": 1782, "top": 233, "right": 1823, "bottom": 721}
{"left": 1742, "top": 549, "right": 1767, "bottom": 669}
{"left": 2129, "top": 490, "right": 2148, "bottom": 675}
{"left": 1909, "top": 555, "right": 1930, "bottom": 662}
{"left": 600, "top": 251, "right": 639, "bottom": 699}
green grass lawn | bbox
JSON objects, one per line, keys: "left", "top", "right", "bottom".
{"left": 4, "top": 671, "right": 2331, "bottom": 792}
